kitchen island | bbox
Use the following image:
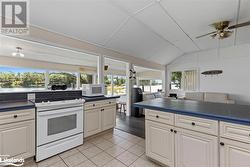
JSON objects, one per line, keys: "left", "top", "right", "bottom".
{"left": 134, "top": 98, "right": 250, "bottom": 167}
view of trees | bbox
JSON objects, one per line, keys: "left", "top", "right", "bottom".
{"left": 0, "top": 67, "right": 93, "bottom": 89}
{"left": 0, "top": 72, "right": 45, "bottom": 88}
{"left": 171, "top": 71, "right": 182, "bottom": 89}
{"left": 80, "top": 73, "right": 93, "bottom": 85}
{"left": 49, "top": 72, "right": 76, "bottom": 88}
{"left": 104, "top": 75, "right": 126, "bottom": 95}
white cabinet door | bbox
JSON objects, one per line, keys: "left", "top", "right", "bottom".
{"left": 0, "top": 120, "right": 35, "bottom": 159}
{"left": 84, "top": 108, "right": 102, "bottom": 137}
{"left": 102, "top": 106, "right": 116, "bottom": 131}
{"left": 146, "top": 120, "right": 174, "bottom": 167}
{"left": 220, "top": 138, "right": 250, "bottom": 167}
{"left": 175, "top": 128, "right": 218, "bottom": 167}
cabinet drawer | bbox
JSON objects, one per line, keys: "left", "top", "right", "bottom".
{"left": 0, "top": 109, "right": 35, "bottom": 125}
{"left": 175, "top": 114, "right": 218, "bottom": 135}
{"left": 145, "top": 109, "right": 174, "bottom": 125}
{"left": 85, "top": 99, "right": 116, "bottom": 110}
{"left": 220, "top": 122, "right": 250, "bottom": 144}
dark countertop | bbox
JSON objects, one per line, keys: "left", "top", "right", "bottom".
{"left": 134, "top": 98, "right": 250, "bottom": 125}
{"left": 82, "top": 95, "right": 120, "bottom": 102}
{"left": 0, "top": 100, "right": 35, "bottom": 112}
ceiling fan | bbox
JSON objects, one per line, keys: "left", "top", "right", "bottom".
{"left": 196, "top": 21, "right": 250, "bottom": 39}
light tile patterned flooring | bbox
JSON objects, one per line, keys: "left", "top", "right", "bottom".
{"left": 25, "top": 129, "right": 161, "bottom": 167}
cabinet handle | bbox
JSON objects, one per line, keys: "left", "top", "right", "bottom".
{"left": 93, "top": 104, "right": 95, "bottom": 106}
{"left": 101, "top": 109, "right": 104, "bottom": 111}
{"left": 109, "top": 102, "right": 111, "bottom": 104}
{"left": 170, "top": 129, "right": 173, "bottom": 132}
{"left": 220, "top": 142, "right": 225, "bottom": 146}
{"left": 156, "top": 115, "right": 159, "bottom": 118}
{"left": 174, "top": 130, "right": 177, "bottom": 133}
{"left": 191, "top": 122, "right": 196, "bottom": 126}
{"left": 13, "top": 115, "right": 18, "bottom": 118}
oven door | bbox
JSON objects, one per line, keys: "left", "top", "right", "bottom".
{"left": 37, "top": 106, "right": 83, "bottom": 146}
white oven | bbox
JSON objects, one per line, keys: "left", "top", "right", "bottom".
{"left": 36, "top": 99, "right": 84, "bottom": 162}
{"left": 82, "top": 84, "right": 105, "bottom": 97}
{"left": 37, "top": 106, "right": 83, "bottom": 146}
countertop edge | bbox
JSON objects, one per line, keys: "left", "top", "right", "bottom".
{"left": 133, "top": 103, "right": 250, "bottom": 126}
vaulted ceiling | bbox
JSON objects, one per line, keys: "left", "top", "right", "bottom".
{"left": 29, "top": 0, "right": 250, "bottom": 65}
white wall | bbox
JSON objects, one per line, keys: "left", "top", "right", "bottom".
{"left": 167, "top": 43, "right": 250, "bottom": 105}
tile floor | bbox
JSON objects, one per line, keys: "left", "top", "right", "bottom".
{"left": 24, "top": 129, "right": 161, "bottom": 167}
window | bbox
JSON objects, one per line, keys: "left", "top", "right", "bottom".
{"left": 151, "top": 80, "right": 163, "bottom": 93}
{"left": 0, "top": 66, "right": 45, "bottom": 89}
{"left": 170, "top": 70, "right": 198, "bottom": 91}
{"left": 113, "top": 75, "right": 126, "bottom": 95}
{"left": 49, "top": 71, "right": 76, "bottom": 89}
{"left": 104, "top": 75, "right": 126, "bottom": 95}
{"left": 183, "top": 70, "right": 197, "bottom": 91}
{"left": 104, "top": 75, "right": 112, "bottom": 95}
{"left": 170, "top": 71, "right": 182, "bottom": 90}
{"left": 139, "top": 79, "right": 162, "bottom": 93}
{"left": 139, "top": 80, "right": 151, "bottom": 92}
{"left": 80, "top": 73, "right": 93, "bottom": 85}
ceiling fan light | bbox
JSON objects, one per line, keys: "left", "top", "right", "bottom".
{"left": 12, "top": 52, "right": 17, "bottom": 56}
{"left": 19, "top": 53, "right": 24, "bottom": 57}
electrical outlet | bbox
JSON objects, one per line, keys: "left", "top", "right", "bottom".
{"left": 27, "top": 93, "right": 36, "bottom": 101}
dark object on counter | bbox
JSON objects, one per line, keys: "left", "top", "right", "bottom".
{"left": 169, "top": 93, "right": 177, "bottom": 99}
{"left": 131, "top": 88, "right": 143, "bottom": 117}
{"left": 51, "top": 84, "right": 67, "bottom": 90}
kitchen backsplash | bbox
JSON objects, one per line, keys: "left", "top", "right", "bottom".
{"left": 0, "top": 90, "right": 82, "bottom": 102}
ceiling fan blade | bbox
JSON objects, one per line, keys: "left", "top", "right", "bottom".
{"left": 228, "top": 21, "right": 250, "bottom": 29}
{"left": 196, "top": 31, "right": 217, "bottom": 39}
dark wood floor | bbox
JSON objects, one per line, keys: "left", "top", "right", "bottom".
{"left": 115, "top": 113, "right": 145, "bottom": 138}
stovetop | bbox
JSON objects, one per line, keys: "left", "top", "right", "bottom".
{"left": 35, "top": 97, "right": 81, "bottom": 103}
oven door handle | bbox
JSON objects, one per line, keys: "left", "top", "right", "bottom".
{"left": 37, "top": 107, "right": 83, "bottom": 116}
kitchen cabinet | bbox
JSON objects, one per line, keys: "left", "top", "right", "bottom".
{"left": 145, "top": 109, "right": 218, "bottom": 167}
{"left": 175, "top": 128, "right": 218, "bottom": 167}
{"left": 84, "top": 108, "right": 102, "bottom": 137}
{"left": 84, "top": 99, "right": 116, "bottom": 138}
{"left": 0, "top": 109, "right": 35, "bottom": 160}
{"left": 102, "top": 106, "right": 116, "bottom": 131}
{"left": 146, "top": 120, "right": 174, "bottom": 167}
{"left": 220, "top": 138, "right": 250, "bottom": 167}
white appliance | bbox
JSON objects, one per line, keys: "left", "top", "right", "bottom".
{"left": 82, "top": 84, "right": 105, "bottom": 97}
{"left": 35, "top": 99, "right": 84, "bottom": 162}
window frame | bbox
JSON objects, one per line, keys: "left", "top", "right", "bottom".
{"left": 169, "top": 68, "right": 199, "bottom": 91}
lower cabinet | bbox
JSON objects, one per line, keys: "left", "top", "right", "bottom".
{"left": 84, "top": 101, "right": 116, "bottom": 138}
{"left": 102, "top": 106, "right": 116, "bottom": 131}
{"left": 220, "top": 138, "right": 250, "bottom": 167}
{"left": 84, "top": 108, "right": 102, "bottom": 137}
{"left": 146, "top": 120, "right": 174, "bottom": 167}
{"left": 0, "top": 120, "right": 35, "bottom": 159}
{"left": 175, "top": 128, "right": 218, "bottom": 167}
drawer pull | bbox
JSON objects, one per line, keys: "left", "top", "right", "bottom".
{"left": 156, "top": 115, "right": 159, "bottom": 118}
{"left": 13, "top": 115, "right": 18, "bottom": 118}
{"left": 191, "top": 122, "right": 196, "bottom": 126}
{"left": 170, "top": 129, "right": 173, "bottom": 132}
{"left": 174, "top": 130, "right": 177, "bottom": 133}
{"left": 109, "top": 102, "right": 111, "bottom": 104}
{"left": 220, "top": 142, "right": 225, "bottom": 146}
{"left": 93, "top": 104, "right": 96, "bottom": 106}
